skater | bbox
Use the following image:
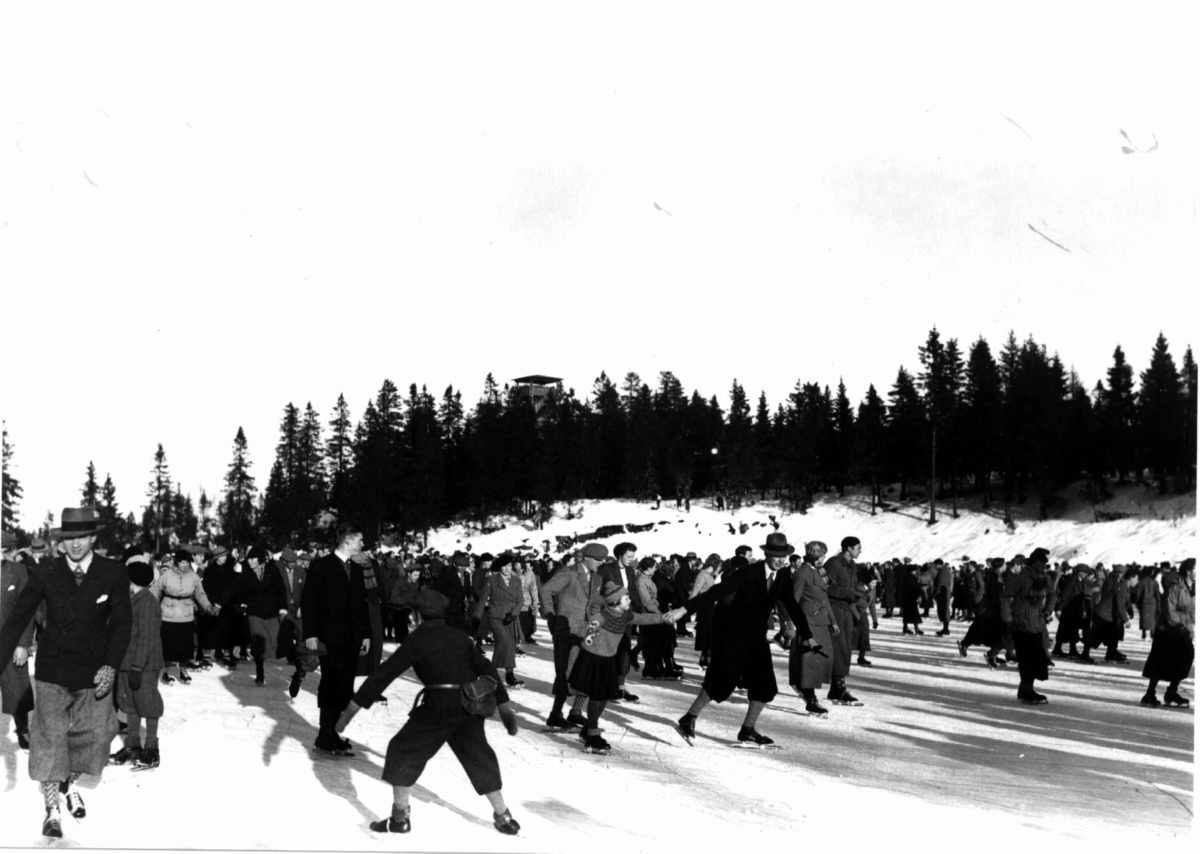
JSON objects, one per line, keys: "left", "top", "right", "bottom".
{"left": 0, "top": 508, "right": 132, "bottom": 839}
{"left": 633, "top": 556, "right": 675, "bottom": 679}
{"left": 1052, "top": 563, "right": 1092, "bottom": 658}
{"left": 150, "top": 549, "right": 217, "bottom": 686}
{"left": 110, "top": 547, "right": 165, "bottom": 770}
{"left": 278, "top": 548, "right": 309, "bottom": 698}
{"left": 1134, "top": 566, "right": 1161, "bottom": 641}
{"left": 474, "top": 553, "right": 525, "bottom": 688}
{"left": 1084, "top": 565, "right": 1132, "bottom": 662}
{"left": 302, "top": 524, "right": 372, "bottom": 756}
{"left": 1140, "top": 558, "right": 1193, "bottom": 708}
{"left": 823, "top": 537, "right": 864, "bottom": 706}
{"left": 934, "top": 559, "right": 954, "bottom": 636}
{"left": 690, "top": 554, "right": 720, "bottom": 668}
{"left": 1003, "top": 547, "right": 1053, "bottom": 705}
{"left": 336, "top": 588, "right": 521, "bottom": 836}
{"left": 674, "top": 533, "right": 814, "bottom": 747}
{"left": 854, "top": 564, "right": 876, "bottom": 666}
{"left": 1, "top": 531, "right": 35, "bottom": 750}
{"left": 787, "top": 541, "right": 836, "bottom": 717}
{"left": 570, "top": 581, "right": 685, "bottom": 753}
{"left": 518, "top": 557, "right": 540, "bottom": 648}
{"left": 539, "top": 544, "right": 607, "bottom": 729}
{"left": 224, "top": 546, "right": 287, "bottom": 687}
{"left": 587, "top": 542, "right": 641, "bottom": 702}
{"left": 960, "top": 558, "right": 1011, "bottom": 667}
{"left": 900, "top": 564, "right": 924, "bottom": 635}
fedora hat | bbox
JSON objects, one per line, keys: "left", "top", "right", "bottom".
{"left": 762, "top": 533, "right": 795, "bottom": 557}
{"left": 59, "top": 507, "right": 104, "bottom": 538}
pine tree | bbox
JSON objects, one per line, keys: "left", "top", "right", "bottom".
{"left": 753, "top": 392, "right": 775, "bottom": 499}
{"left": 97, "top": 473, "right": 121, "bottom": 551}
{"left": 623, "top": 382, "right": 656, "bottom": 500}
{"left": 591, "top": 372, "right": 625, "bottom": 498}
{"left": 2, "top": 422, "right": 23, "bottom": 534}
{"left": 725, "top": 380, "right": 755, "bottom": 505}
{"left": 198, "top": 488, "right": 212, "bottom": 543}
{"left": 886, "top": 367, "right": 926, "bottom": 501}
{"left": 1138, "top": 333, "right": 1183, "bottom": 492}
{"left": 917, "top": 326, "right": 960, "bottom": 523}
{"left": 402, "top": 384, "right": 446, "bottom": 544}
{"left": 144, "top": 444, "right": 173, "bottom": 551}
{"left": 830, "top": 380, "right": 854, "bottom": 497}
{"left": 963, "top": 337, "right": 1003, "bottom": 505}
{"left": 297, "top": 402, "right": 327, "bottom": 538}
{"left": 262, "top": 403, "right": 301, "bottom": 544}
{"left": 219, "top": 427, "right": 257, "bottom": 548}
{"left": 80, "top": 461, "right": 100, "bottom": 509}
{"left": 853, "top": 385, "right": 887, "bottom": 512}
{"left": 326, "top": 394, "right": 354, "bottom": 520}
{"left": 171, "top": 485, "right": 199, "bottom": 543}
{"left": 1101, "top": 345, "right": 1137, "bottom": 482}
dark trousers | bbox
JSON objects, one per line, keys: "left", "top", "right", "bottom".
{"left": 383, "top": 713, "right": 502, "bottom": 794}
{"left": 552, "top": 632, "right": 582, "bottom": 697}
{"left": 316, "top": 642, "right": 358, "bottom": 713}
{"left": 518, "top": 610, "right": 536, "bottom": 642}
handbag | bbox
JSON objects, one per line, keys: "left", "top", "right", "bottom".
{"left": 411, "top": 675, "right": 499, "bottom": 719}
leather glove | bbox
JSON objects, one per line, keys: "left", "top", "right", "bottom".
{"left": 94, "top": 665, "right": 116, "bottom": 700}
{"left": 502, "top": 614, "right": 514, "bottom": 625}
{"left": 499, "top": 702, "right": 519, "bottom": 736}
{"left": 128, "top": 670, "right": 143, "bottom": 691}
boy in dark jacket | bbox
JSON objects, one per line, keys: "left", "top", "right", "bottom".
{"left": 111, "top": 547, "right": 165, "bottom": 769}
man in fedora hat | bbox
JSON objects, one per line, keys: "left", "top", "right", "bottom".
{"left": 673, "top": 533, "right": 814, "bottom": 746}
{"left": 0, "top": 507, "right": 132, "bottom": 839}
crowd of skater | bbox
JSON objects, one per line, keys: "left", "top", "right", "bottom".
{"left": 0, "top": 508, "right": 1194, "bottom": 841}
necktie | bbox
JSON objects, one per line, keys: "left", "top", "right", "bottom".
{"left": 73, "top": 567, "right": 85, "bottom": 586}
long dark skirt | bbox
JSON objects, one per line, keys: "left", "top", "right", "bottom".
{"left": 963, "top": 615, "right": 1004, "bottom": 649}
{"left": 1013, "top": 631, "right": 1048, "bottom": 683}
{"left": 1143, "top": 631, "right": 1194, "bottom": 683}
{"left": 161, "top": 620, "right": 195, "bottom": 663}
{"left": 694, "top": 603, "right": 716, "bottom": 653}
{"left": 853, "top": 615, "right": 871, "bottom": 653}
{"left": 789, "top": 624, "right": 833, "bottom": 690}
{"left": 568, "top": 649, "right": 620, "bottom": 701}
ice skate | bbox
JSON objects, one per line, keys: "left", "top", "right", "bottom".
{"left": 805, "top": 699, "right": 830, "bottom": 718}
{"left": 42, "top": 809, "right": 62, "bottom": 839}
{"left": 1163, "top": 690, "right": 1190, "bottom": 708}
{"left": 369, "top": 809, "right": 411, "bottom": 833}
{"left": 493, "top": 809, "right": 521, "bottom": 835}
{"left": 1141, "top": 690, "right": 1161, "bottom": 708}
{"left": 132, "top": 747, "right": 160, "bottom": 770}
{"left": 542, "top": 712, "right": 581, "bottom": 733}
{"left": 733, "top": 727, "right": 782, "bottom": 749}
{"left": 674, "top": 713, "right": 696, "bottom": 746}
{"left": 583, "top": 733, "right": 611, "bottom": 755}
{"left": 109, "top": 746, "right": 142, "bottom": 766}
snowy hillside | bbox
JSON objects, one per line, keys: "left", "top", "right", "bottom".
{"left": 427, "top": 485, "right": 1196, "bottom": 565}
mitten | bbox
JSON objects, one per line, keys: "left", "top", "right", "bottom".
{"left": 498, "top": 703, "right": 519, "bottom": 736}
{"left": 94, "top": 665, "right": 116, "bottom": 699}
{"left": 128, "top": 670, "right": 143, "bottom": 691}
{"left": 502, "top": 614, "right": 514, "bottom": 625}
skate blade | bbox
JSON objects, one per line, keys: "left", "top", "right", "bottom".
{"left": 583, "top": 748, "right": 611, "bottom": 755}
{"left": 672, "top": 724, "right": 695, "bottom": 746}
{"left": 730, "top": 743, "right": 783, "bottom": 750}
{"left": 831, "top": 700, "right": 863, "bottom": 707}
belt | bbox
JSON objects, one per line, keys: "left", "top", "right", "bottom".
{"left": 412, "top": 683, "right": 462, "bottom": 712}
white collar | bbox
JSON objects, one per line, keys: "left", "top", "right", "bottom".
{"left": 68, "top": 552, "right": 95, "bottom": 575}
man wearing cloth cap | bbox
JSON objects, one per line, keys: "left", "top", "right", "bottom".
{"left": 674, "top": 533, "right": 814, "bottom": 746}
{"left": 1001, "top": 547, "right": 1053, "bottom": 704}
{"left": 539, "top": 543, "right": 606, "bottom": 730}
{"left": 336, "top": 588, "right": 522, "bottom": 836}
{"left": 822, "top": 536, "right": 865, "bottom": 706}
{"left": 2, "top": 530, "right": 35, "bottom": 750}
{"left": 0, "top": 508, "right": 132, "bottom": 839}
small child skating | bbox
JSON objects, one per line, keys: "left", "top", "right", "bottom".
{"left": 569, "top": 581, "right": 685, "bottom": 753}
{"left": 110, "top": 547, "right": 165, "bottom": 770}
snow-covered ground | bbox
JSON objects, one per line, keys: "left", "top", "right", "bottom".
{"left": 0, "top": 493, "right": 1193, "bottom": 852}
{"left": 0, "top": 618, "right": 1191, "bottom": 852}
{"left": 426, "top": 488, "right": 1196, "bottom": 567}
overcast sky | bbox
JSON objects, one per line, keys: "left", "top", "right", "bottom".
{"left": 2, "top": 3, "right": 1195, "bottom": 530}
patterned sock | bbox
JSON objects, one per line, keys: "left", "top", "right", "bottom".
{"left": 41, "top": 781, "right": 60, "bottom": 813}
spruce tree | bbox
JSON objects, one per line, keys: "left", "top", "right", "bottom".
{"left": 964, "top": 337, "right": 1003, "bottom": 505}
{"left": 326, "top": 393, "right": 354, "bottom": 520}
{"left": 853, "top": 385, "right": 887, "bottom": 512}
{"left": 1101, "top": 345, "right": 1137, "bottom": 482}
{"left": 591, "top": 372, "right": 625, "bottom": 498}
{"left": 81, "top": 461, "right": 100, "bottom": 508}
{"left": 144, "top": 444, "right": 173, "bottom": 551}
{"left": 2, "top": 422, "right": 23, "bottom": 534}
{"left": 831, "top": 380, "right": 854, "bottom": 497}
{"left": 1138, "top": 333, "right": 1182, "bottom": 492}
{"left": 725, "top": 380, "right": 755, "bottom": 505}
{"left": 886, "top": 367, "right": 926, "bottom": 501}
{"left": 753, "top": 392, "right": 775, "bottom": 499}
{"left": 220, "top": 427, "right": 257, "bottom": 548}
{"left": 1182, "top": 346, "right": 1198, "bottom": 489}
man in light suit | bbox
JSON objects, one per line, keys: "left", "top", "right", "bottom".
{"left": 539, "top": 543, "right": 604, "bottom": 729}
{"left": 0, "top": 508, "right": 132, "bottom": 840}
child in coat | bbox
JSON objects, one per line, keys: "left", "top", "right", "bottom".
{"left": 568, "top": 581, "right": 684, "bottom": 753}
{"left": 110, "top": 547, "right": 165, "bottom": 769}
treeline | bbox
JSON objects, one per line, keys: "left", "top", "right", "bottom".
{"left": 1, "top": 330, "right": 1195, "bottom": 551}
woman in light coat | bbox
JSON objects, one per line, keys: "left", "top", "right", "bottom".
{"left": 150, "top": 549, "right": 217, "bottom": 685}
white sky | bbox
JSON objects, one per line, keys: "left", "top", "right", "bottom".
{"left": 2, "top": 3, "right": 1197, "bottom": 529}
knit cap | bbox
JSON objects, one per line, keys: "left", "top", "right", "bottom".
{"left": 602, "top": 580, "right": 628, "bottom": 605}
